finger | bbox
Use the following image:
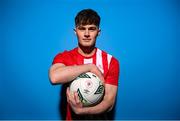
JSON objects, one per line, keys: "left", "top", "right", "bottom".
{"left": 100, "top": 77, "right": 105, "bottom": 84}
{"left": 66, "top": 87, "right": 70, "bottom": 103}
{"left": 66, "top": 87, "right": 70, "bottom": 95}
{"left": 94, "top": 68, "right": 105, "bottom": 83}
{"left": 66, "top": 88, "right": 75, "bottom": 104}
{"left": 70, "top": 92, "right": 77, "bottom": 106}
{"left": 74, "top": 92, "right": 83, "bottom": 107}
{"left": 96, "top": 73, "right": 105, "bottom": 84}
{"left": 74, "top": 92, "right": 80, "bottom": 104}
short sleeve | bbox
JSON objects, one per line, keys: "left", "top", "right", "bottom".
{"left": 105, "top": 57, "right": 120, "bottom": 86}
{"left": 52, "top": 51, "right": 68, "bottom": 65}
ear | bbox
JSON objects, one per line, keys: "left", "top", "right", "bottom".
{"left": 73, "top": 28, "right": 77, "bottom": 35}
{"left": 98, "top": 28, "right": 101, "bottom": 36}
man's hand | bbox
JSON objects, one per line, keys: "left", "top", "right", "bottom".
{"left": 66, "top": 87, "right": 83, "bottom": 114}
{"left": 88, "top": 64, "right": 105, "bottom": 84}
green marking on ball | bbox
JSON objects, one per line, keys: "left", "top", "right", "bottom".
{"left": 77, "top": 88, "right": 88, "bottom": 104}
{"left": 78, "top": 73, "right": 91, "bottom": 78}
{"left": 94, "top": 85, "right": 104, "bottom": 94}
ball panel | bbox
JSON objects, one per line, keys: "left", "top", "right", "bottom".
{"left": 69, "top": 72, "right": 105, "bottom": 107}
{"left": 85, "top": 84, "right": 104, "bottom": 105}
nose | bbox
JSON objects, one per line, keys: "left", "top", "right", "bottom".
{"left": 84, "top": 29, "right": 90, "bottom": 38}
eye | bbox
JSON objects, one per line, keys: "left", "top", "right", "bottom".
{"left": 77, "top": 26, "right": 86, "bottom": 30}
{"left": 88, "top": 27, "right": 97, "bottom": 31}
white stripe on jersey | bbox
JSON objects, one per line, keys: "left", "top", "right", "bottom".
{"left": 96, "top": 49, "right": 104, "bottom": 73}
{"left": 107, "top": 54, "right": 112, "bottom": 69}
{"left": 84, "top": 58, "right": 93, "bottom": 64}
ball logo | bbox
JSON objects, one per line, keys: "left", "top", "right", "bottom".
{"left": 85, "top": 80, "right": 93, "bottom": 88}
{"left": 83, "top": 89, "right": 90, "bottom": 94}
{"left": 83, "top": 80, "right": 92, "bottom": 94}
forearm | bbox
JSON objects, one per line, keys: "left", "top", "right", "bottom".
{"left": 79, "top": 98, "right": 114, "bottom": 115}
{"left": 49, "top": 64, "right": 93, "bottom": 84}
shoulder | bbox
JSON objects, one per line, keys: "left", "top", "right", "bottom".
{"left": 99, "top": 49, "right": 120, "bottom": 85}
{"left": 98, "top": 48, "right": 119, "bottom": 64}
{"left": 55, "top": 48, "right": 77, "bottom": 57}
{"left": 52, "top": 48, "right": 77, "bottom": 64}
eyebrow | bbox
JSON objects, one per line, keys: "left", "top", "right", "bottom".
{"left": 77, "top": 26, "right": 98, "bottom": 30}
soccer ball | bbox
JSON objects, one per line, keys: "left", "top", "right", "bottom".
{"left": 69, "top": 72, "right": 104, "bottom": 107}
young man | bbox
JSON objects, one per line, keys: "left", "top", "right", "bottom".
{"left": 49, "top": 9, "right": 120, "bottom": 120}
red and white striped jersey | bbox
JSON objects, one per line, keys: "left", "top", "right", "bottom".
{"left": 53, "top": 47, "right": 119, "bottom": 85}
{"left": 52, "top": 47, "right": 120, "bottom": 120}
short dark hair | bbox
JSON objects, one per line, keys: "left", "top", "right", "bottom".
{"left": 75, "top": 9, "right": 100, "bottom": 27}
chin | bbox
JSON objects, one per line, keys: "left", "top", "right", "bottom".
{"left": 81, "top": 43, "right": 92, "bottom": 47}
{"left": 79, "top": 44, "right": 95, "bottom": 48}
{"left": 82, "top": 45, "right": 93, "bottom": 48}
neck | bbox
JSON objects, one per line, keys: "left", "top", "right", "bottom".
{"left": 78, "top": 44, "right": 96, "bottom": 57}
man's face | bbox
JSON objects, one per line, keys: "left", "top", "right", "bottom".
{"left": 74, "top": 24, "right": 100, "bottom": 48}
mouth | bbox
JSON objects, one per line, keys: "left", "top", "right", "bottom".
{"left": 83, "top": 39, "right": 91, "bottom": 41}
